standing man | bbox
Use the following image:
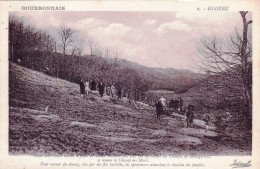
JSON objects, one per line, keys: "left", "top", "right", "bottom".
{"left": 186, "top": 106, "right": 194, "bottom": 127}
{"left": 98, "top": 80, "right": 105, "bottom": 98}
{"left": 117, "top": 85, "right": 122, "bottom": 100}
{"left": 79, "top": 79, "right": 85, "bottom": 98}
{"left": 90, "top": 78, "right": 97, "bottom": 91}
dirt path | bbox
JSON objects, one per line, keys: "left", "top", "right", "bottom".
{"left": 9, "top": 63, "right": 250, "bottom": 156}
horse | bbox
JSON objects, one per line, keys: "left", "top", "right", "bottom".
{"left": 155, "top": 97, "right": 168, "bottom": 120}
{"left": 168, "top": 99, "right": 180, "bottom": 111}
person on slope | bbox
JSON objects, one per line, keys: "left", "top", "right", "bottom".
{"left": 110, "top": 83, "right": 116, "bottom": 99}
{"left": 85, "top": 79, "right": 90, "bottom": 96}
{"left": 98, "top": 80, "right": 105, "bottom": 98}
{"left": 106, "top": 86, "right": 111, "bottom": 96}
{"left": 186, "top": 106, "right": 194, "bottom": 127}
{"left": 79, "top": 79, "right": 85, "bottom": 98}
{"left": 117, "top": 85, "right": 122, "bottom": 100}
{"left": 90, "top": 79, "right": 97, "bottom": 91}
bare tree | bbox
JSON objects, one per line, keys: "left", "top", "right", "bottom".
{"left": 77, "top": 40, "right": 85, "bottom": 56}
{"left": 71, "top": 45, "right": 77, "bottom": 55}
{"left": 240, "top": 11, "right": 252, "bottom": 117}
{"left": 197, "top": 11, "right": 252, "bottom": 122}
{"left": 113, "top": 49, "right": 119, "bottom": 66}
{"left": 87, "top": 40, "right": 98, "bottom": 55}
{"left": 59, "top": 26, "right": 74, "bottom": 55}
{"left": 95, "top": 48, "right": 103, "bottom": 57}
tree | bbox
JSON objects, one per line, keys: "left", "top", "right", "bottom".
{"left": 113, "top": 49, "right": 119, "bottom": 66}
{"left": 239, "top": 11, "right": 252, "bottom": 118}
{"left": 71, "top": 45, "right": 77, "bottom": 55}
{"left": 9, "top": 14, "right": 57, "bottom": 62}
{"left": 197, "top": 12, "right": 252, "bottom": 124}
{"left": 59, "top": 26, "right": 74, "bottom": 55}
{"left": 77, "top": 40, "right": 85, "bottom": 56}
{"left": 87, "top": 40, "right": 98, "bottom": 56}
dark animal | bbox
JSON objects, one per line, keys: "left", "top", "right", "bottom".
{"left": 168, "top": 99, "right": 180, "bottom": 111}
{"left": 155, "top": 100, "right": 165, "bottom": 120}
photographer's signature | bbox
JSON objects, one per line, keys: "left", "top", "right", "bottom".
{"left": 230, "top": 160, "right": 251, "bottom": 168}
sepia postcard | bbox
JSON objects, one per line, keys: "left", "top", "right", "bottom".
{"left": 0, "top": 0, "right": 260, "bottom": 169}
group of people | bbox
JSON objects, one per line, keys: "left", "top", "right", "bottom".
{"left": 79, "top": 78, "right": 122, "bottom": 99}
{"left": 156, "top": 96, "right": 194, "bottom": 127}
{"left": 80, "top": 79, "right": 194, "bottom": 127}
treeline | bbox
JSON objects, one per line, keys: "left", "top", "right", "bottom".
{"left": 9, "top": 14, "right": 200, "bottom": 101}
{"left": 8, "top": 14, "right": 150, "bottom": 99}
{"left": 9, "top": 15, "right": 57, "bottom": 61}
{"left": 193, "top": 65, "right": 252, "bottom": 113}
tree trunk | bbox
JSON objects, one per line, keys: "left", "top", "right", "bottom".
{"left": 63, "top": 43, "right": 66, "bottom": 55}
{"left": 240, "top": 11, "right": 252, "bottom": 124}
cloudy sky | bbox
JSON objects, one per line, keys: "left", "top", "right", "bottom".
{"left": 13, "top": 11, "right": 251, "bottom": 71}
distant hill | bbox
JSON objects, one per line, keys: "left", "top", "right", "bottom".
{"left": 115, "top": 58, "right": 203, "bottom": 93}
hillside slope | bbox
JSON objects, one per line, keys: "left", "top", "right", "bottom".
{"left": 117, "top": 58, "right": 202, "bottom": 92}
{"left": 9, "top": 63, "right": 250, "bottom": 156}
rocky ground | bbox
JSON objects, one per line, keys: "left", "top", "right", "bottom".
{"left": 8, "top": 63, "right": 251, "bottom": 156}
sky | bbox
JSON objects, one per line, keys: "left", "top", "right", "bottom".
{"left": 12, "top": 11, "right": 251, "bottom": 71}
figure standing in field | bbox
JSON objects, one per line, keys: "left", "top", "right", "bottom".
{"left": 85, "top": 79, "right": 90, "bottom": 95}
{"left": 117, "top": 85, "right": 122, "bottom": 100}
{"left": 110, "top": 83, "right": 116, "bottom": 99}
{"left": 186, "top": 106, "right": 194, "bottom": 127}
{"left": 106, "top": 86, "right": 111, "bottom": 96}
{"left": 98, "top": 80, "right": 105, "bottom": 98}
{"left": 90, "top": 79, "right": 97, "bottom": 91}
{"left": 79, "top": 79, "right": 85, "bottom": 98}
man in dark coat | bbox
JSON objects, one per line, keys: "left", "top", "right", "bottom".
{"left": 90, "top": 79, "right": 97, "bottom": 90}
{"left": 98, "top": 80, "right": 105, "bottom": 98}
{"left": 186, "top": 106, "right": 194, "bottom": 127}
{"left": 117, "top": 85, "right": 122, "bottom": 99}
{"left": 79, "top": 79, "right": 85, "bottom": 98}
